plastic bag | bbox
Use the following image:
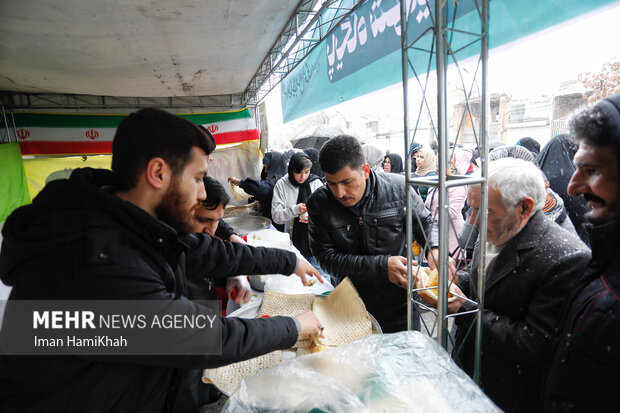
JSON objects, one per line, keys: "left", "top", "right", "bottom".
{"left": 223, "top": 331, "right": 500, "bottom": 412}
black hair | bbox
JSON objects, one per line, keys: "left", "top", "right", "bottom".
{"left": 570, "top": 94, "right": 620, "bottom": 196}
{"left": 570, "top": 105, "right": 615, "bottom": 148}
{"left": 290, "top": 154, "right": 313, "bottom": 173}
{"left": 318, "top": 134, "right": 365, "bottom": 175}
{"left": 111, "top": 108, "right": 216, "bottom": 191}
{"left": 202, "top": 176, "right": 230, "bottom": 210}
{"left": 197, "top": 124, "right": 217, "bottom": 149}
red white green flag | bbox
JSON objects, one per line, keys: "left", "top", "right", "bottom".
{"left": 4, "top": 108, "right": 259, "bottom": 155}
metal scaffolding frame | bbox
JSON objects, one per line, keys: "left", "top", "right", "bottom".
{"left": 400, "top": 0, "right": 489, "bottom": 382}
{"left": 243, "top": 0, "right": 366, "bottom": 107}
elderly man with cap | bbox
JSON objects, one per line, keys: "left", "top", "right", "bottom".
{"left": 543, "top": 93, "right": 620, "bottom": 412}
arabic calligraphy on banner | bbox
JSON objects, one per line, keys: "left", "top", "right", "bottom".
{"left": 326, "top": 0, "right": 474, "bottom": 82}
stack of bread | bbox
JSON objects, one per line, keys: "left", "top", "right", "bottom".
{"left": 202, "top": 278, "right": 373, "bottom": 394}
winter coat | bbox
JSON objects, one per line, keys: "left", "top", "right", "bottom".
{"left": 454, "top": 210, "right": 591, "bottom": 413}
{"left": 417, "top": 171, "right": 437, "bottom": 202}
{"left": 215, "top": 218, "right": 235, "bottom": 241}
{"left": 0, "top": 168, "right": 299, "bottom": 413}
{"left": 271, "top": 173, "right": 323, "bottom": 240}
{"left": 537, "top": 135, "right": 590, "bottom": 245}
{"left": 307, "top": 170, "right": 439, "bottom": 333}
{"left": 425, "top": 184, "right": 467, "bottom": 257}
{"left": 239, "top": 151, "right": 289, "bottom": 232}
{"left": 543, "top": 219, "right": 620, "bottom": 412}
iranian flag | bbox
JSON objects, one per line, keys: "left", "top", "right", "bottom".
{"left": 4, "top": 108, "right": 259, "bottom": 155}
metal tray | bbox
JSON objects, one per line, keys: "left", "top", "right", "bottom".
{"left": 222, "top": 216, "right": 271, "bottom": 235}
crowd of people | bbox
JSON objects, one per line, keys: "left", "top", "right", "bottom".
{"left": 1, "top": 93, "right": 619, "bottom": 412}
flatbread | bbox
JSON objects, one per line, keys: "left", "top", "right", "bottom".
{"left": 205, "top": 283, "right": 372, "bottom": 394}
{"left": 259, "top": 291, "right": 315, "bottom": 347}
{"left": 229, "top": 181, "right": 251, "bottom": 203}
{"left": 202, "top": 351, "right": 282, "bottom": 395}
{"left": 312, "top": 278, "right": 372, "bottom": 346}
{"left": 258, "top": 291, "right": 315, "bottom": 317}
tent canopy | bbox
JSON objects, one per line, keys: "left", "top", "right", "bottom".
{"left": 0, "top": 0, "right": 301, "bottom": 100}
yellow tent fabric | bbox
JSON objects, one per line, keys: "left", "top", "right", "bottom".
{"left": 20, "top": 141, "right": 261, "bottom": 201}
{"left": 22, "top": 155, "right": 112, "bottom": 200}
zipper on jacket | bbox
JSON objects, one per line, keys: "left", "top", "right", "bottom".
{"left": 358, "top": 215, "right": 369, "bottom": 251}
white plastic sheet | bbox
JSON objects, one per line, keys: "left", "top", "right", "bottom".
{"left": 223, "top": 331, "right": 500, "bottom": 412}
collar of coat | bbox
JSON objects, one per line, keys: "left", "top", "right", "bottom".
{"left": 580, "top": 218, "right": 620, "bottom": 284}
{"left": 66, "top": 168, "right": 187, "bottom": 255}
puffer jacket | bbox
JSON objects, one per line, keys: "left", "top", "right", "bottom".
{"left": 543, "top": 219, "right": 620, "bottom": 412}
{"left": 307, "top": 170, "right": 438, "bottom": 333}
{"left": 0, "top": 168, "right": 299, "bottom": 413}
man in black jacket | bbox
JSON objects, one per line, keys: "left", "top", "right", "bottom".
{"left": 0, "top": 108, "right": 322, "bottom": 413}
{"left": 450, "top": 157, "right": 590, "bottom": 413}
{"left": 196, "top": 176, "right": 244, "bottom": 243}
{"left": 543, "top": 93, "right": 620, "bottom": 412}
{"left": 307, "top": 135, "right": 440, "bottom": 333}
{"left": 188, "top": 175, "right": 252, "bottom": 304}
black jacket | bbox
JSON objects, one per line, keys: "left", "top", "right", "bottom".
{"left": 544, "top": 219, "right": 620, "bottom": 412}
{"left": 454, "top": 211, "right": 591, "bottom": 413}
{"left": 307, "top": 170, "right": 439, "bottom": 333}
{"left": 215, "top": 218, "right": 235, "bottom": 241}
{"left": 0, "top": 168, "right": 299, "bottom": 413}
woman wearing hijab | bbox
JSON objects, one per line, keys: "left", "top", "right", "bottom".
{"left": 382, "top": 153, "right": 404, "bottom": 173}
{"left": 362, "top": 143, "right": 384, "bottom": 172}
{"left": 303, "top": 147, "right": 323, "bottom": 179}
{"left": 537, "top": 134, "right": 589, "bottom": 245}
{"left": 272, "top": 152, "right": 324, "bottom": 269}
{"left": 425, "top": 148, "right": 470, "bottom": 258}
{"left": 228, "top": 151, "right": 288, "bottom": 231}
{"left": 516, "top": 137, "right": 541, "bottom": 157}
{"left": 414, "top": 146, "right": 437, "bottom": 201}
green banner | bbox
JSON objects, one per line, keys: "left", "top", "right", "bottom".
{"left": 281, "top": 0, "right": 619, "bottom": 122}
{"left": 0, "top": 142, "right": 31, "bottom": 222}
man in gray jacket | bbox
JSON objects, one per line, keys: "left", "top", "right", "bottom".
{"left": 308, "top": 135, "right": 440, "bottom": 332}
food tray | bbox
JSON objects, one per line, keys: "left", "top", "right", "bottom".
{"left": 222, "top": 216, "right": 271, "bottom": 235}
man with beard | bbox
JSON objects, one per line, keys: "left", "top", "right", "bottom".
{"left": 450, "top": 158, "right": 590, "bottom": 413}
{"left": 0, "top": 108, "right": 322, "bottom": 413}
{"left": 543, "top": 94, "right": 620, "bottom": 412}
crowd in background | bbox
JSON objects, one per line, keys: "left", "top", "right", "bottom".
{"left": 239, "top": 131, "right": 586, "bottom": 265}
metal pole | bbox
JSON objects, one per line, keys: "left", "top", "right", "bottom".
{"left": 473, "top": 0, "right": 489, "bottom": 384}
{"left": 400, "top": 0, "right": 415, "bottom": 331}
{"left": 1, "top": 98, "right": 12, "bottom": 144}
{"left": 435, "top": 0, "right": 450, "bottom": 348}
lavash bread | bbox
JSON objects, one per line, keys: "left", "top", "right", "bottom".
{"left": 312, "top": 278, "right": 372, "bottom": 346}
{"left": 259, "top": 291, "right": 315, "bottom": 348}
{"left": 414, "top": 267, "right": 457, "bottom": 306}
{"left": 203, "top": 278, "right": 374, "bottom": 394}
{"left": 228, "top": 181, "right": 251, "bottom": 203}
{"left": 202, "top": 351, "right": 283, "bottom": 395}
